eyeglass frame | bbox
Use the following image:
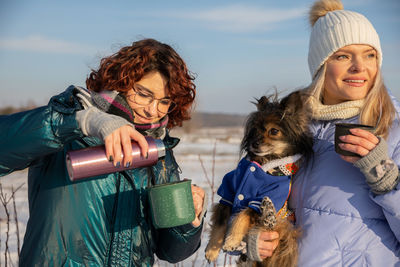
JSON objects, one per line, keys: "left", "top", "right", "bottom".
{"left": 127, "top": 85, "right": 177, "bottom": 114}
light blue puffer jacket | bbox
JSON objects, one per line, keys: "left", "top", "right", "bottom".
{"left": 289, "top": 98, "right": 400, "bottom": 266}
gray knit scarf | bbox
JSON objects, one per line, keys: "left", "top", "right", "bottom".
{"left": 74, "top": 86, "right": 168, "bottom": 138}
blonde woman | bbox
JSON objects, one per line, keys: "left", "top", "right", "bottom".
{"left": 291, "top": 0, "right": 400, "bottom": 266}
{"left": 246, "top": 0, "right": 400, "bottom": 266}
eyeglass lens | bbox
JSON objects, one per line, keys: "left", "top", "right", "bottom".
{"left": 131, "top": 89, "right": 175, "bottom": 113}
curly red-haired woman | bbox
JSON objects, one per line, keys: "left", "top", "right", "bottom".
{"left": 0, "top": 38, "right": 206, "bottom": 266}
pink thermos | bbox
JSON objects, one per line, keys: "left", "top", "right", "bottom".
{"left": 66, "top": 137, "right": 165, "bottom": 181}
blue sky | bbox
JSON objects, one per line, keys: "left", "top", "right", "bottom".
{"left": 0, "top": 0, "right": 399, "bottom": 114}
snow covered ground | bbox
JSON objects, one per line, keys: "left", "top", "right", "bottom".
{"left": 0, "top": 127, "right": 244, "bottom": 266}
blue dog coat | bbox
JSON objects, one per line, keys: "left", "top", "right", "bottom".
{"left": 217, "top": 158, "right": 292, "bottom": 215}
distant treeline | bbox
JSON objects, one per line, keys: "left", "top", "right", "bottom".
{"left": 0, "top": 104, "right": 247, "bottom": 128}
{"left": 0, "top": 104, "right": 37, "bottom": 115}
{"left": 183, "top": 112, "right": 247, "bottom": 128}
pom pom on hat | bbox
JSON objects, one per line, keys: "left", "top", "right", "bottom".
{"left": 309, "top": 0, "right": 343, "bottom": 26}
{"left": 308, "top": 0, "right": 382, "bottom": 79}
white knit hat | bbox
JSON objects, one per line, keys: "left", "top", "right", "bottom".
{"left": 308, "top": 0, "right": 382, "bottom": 79}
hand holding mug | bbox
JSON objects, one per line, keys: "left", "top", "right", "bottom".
{"left": 335, "top": 123, "right": 379, "bottom": 163}
{"left": 191, "top": 184, "right": 205, "bottom": 227}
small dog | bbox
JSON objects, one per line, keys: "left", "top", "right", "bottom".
{"left": 205, "top": 91, "right": 313, "bottom": 267}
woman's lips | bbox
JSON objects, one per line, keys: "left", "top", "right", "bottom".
{"left": 343, "top": 79, "right": 366, "bottom": 87}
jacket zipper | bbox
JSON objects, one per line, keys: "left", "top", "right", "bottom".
{"left": 106, "top": 174, "right": 121, "bottom": 266}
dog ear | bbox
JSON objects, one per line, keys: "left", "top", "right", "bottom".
{"left": 281, "top": 91, "right": 307, "bottom": 114}
{"left": 254, "top": 96, "right": 270, "bottom": 111}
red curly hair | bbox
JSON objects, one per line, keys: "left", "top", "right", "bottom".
{"left": 86, "top": 38, "right": 196, "bottom": 128}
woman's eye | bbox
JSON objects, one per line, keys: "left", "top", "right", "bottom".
{"left": 367, "top": 53, "right": 376, "bottom": 59}
{"left": 137, "top": 91, "right": 152, "bottom": 98}
{"left": 160, "top": 99, "right": 171, "bottom": 105}
{"left": 336, "top": 54, "right": 348, "bottom": 60}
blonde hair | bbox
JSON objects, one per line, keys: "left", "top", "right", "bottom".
{"left": 361, "top": 72, "right": 396, "bottom": 138}
{"left": 304, "top": 63, "right": 396, "bottom": 138}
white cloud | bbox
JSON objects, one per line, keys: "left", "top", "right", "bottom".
{"left": 164, "top": 4, "right": 307, "bottom": 32}
{"left": 0, "top": 35, "right": 96, "bottom": 54}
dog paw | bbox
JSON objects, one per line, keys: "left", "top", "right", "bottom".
{"left": 222, "top": 243, "right": 238, "bottom": 252}
{"left": 205, "top": 247, "right": 220, "bottom": 262}
{"left": 260, "top": 197, "right": 277, "bottom": 229}
{"left": 222, "top": 236, "right": 242, "bottom": 252}
{"left": 260, "top": 197, "right": 275, "bottom": 212}
{"left": 263, "top": 215, "right": 276, "bottom": 229}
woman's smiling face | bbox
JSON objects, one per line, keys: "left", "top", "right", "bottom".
{"left": 126, "top": 71, "right": 169, "bottom": 124}
{"left": 323, "top": 44, "right": 378, "bottom": 105}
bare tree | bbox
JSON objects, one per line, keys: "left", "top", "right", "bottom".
{"left": 0, "top": 183, "right": 24, "bottom": 267}
{"left": 12, "top": 185, "right": 21, "bottom": 258}
{"left": 198, "top": 140, "right": 218, "bottom": 204}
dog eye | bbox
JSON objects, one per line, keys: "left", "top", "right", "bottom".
{"left": 269, "top": 128, "right": 280, "bottom": 136}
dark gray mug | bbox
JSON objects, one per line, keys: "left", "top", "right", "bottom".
{"left": 335, "top": 123, "right": 375, "bottom": 157}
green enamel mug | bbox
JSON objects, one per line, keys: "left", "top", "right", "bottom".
{"left": 148, "top": 180, "right": 195, "bottom": 228}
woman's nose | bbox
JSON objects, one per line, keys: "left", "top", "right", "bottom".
{"left": 350, "top": 57, "right": 366, "bottom": 72}
{"left": 146, "top": 100, "right": 158, "bottom": 114}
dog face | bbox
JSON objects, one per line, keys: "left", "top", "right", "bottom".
{"left": 241, "top": 91, "right": 313, "bottom": 165}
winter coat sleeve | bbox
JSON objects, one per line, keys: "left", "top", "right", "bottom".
{"left": 357, "top": 136, "right": 400, "bottom": 242}
{"left": 155, "top": 222, "right": 203, "bottom": 263}
{"left": 368, "top": 163, "right": 400, "bottom": 241}
{"left": 0, "top": 86, "right": 84, "bottom": 176}
{"left": 354, "top": 138, "right": 399, "bottom": 194}
{"left": 369, "top": 183, "right": 400, "bottom": 241}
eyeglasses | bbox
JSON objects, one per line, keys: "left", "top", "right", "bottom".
{"left": 127, "top": 86, "right": 176, "bottom": 114}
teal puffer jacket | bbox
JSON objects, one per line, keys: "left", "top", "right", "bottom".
{"left": 0, "top": 87, "right": 203, "bottom": 266}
